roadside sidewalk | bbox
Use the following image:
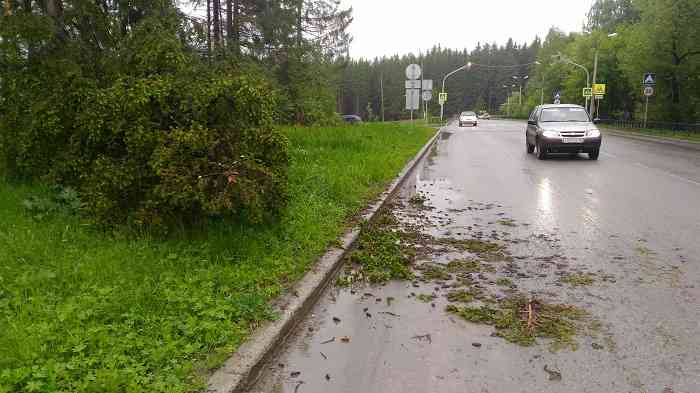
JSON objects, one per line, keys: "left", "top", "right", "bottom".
{"left": 602, "top": 127, "right": 700, "bottom": 151}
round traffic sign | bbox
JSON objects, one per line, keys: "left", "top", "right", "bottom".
{"left": 644, "top": 86, "right": 654, "bottom": 97}
{"left": 405, "top": 64, "right": 421, "bottom": 80}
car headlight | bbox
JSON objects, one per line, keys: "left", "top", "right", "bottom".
{"left": 542, "top": 131, "right": 559, "bottom": 138}
{"left": 586, "top": 128, "right": 601, "bottom": 137}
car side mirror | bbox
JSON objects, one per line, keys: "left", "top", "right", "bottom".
{"left": 527, "top": 120, "right": 537, "bottom": 126}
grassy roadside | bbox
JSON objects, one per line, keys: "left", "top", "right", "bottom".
{"left": 0, "top": 123, "right": 434, "bottom": 393}
{"left": 600, "top": 126, "right": 700, "bottom": 143}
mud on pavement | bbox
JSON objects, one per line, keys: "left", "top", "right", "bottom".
{"left": 246, "top": 126, "right": 699, "bottom": 393}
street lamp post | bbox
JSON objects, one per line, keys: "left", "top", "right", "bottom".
{"left": 440, "top": 62, "right": 472, "bottom": 122}
{"left": 512, "top": 75, "right": 529, "bottom": 105}
{"left": 553, "top": 53, "right": 590, "bottom": 109}
{"left": 590, "top": 32, "right": 618, "bottom": 118}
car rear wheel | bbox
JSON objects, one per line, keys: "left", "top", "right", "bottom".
{"left": 589, "top": 149, "right": 600, "bottom": 160}
{"left": 536, "top": 140, "right": 547, "bottom": 160}
{"left": 526, "top": 140, "right": 535, "bottom": 154}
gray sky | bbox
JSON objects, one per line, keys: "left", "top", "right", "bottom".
{"left": 338, "top": 0, "right": 594, "bottom": 59}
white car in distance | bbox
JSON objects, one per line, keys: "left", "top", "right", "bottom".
{"left": 459, "top": 111, "right": 478, "bottom": 127}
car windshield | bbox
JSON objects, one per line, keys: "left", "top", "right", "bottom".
{"left": 540, "top": 107, "right": 590, "bottom": 122}
{"left": 461, "top": 112, "right": 476, "bottom": 116}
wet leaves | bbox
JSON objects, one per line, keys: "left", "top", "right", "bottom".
{"left": 344, "top": 211, "right": 414, "bottom": 283}
{"left": 543, "top": 365, "right": 562, "bottom": 381}
{"left": 446, "top": 288, "right": 480, "bottom": 303}
{"left": 416, "top": 293, "right": 437, "bottom": 303}
{"left": 496, "top": 218, "right": 518, "bottom": 227}
{"left": 411, "top": 334, "right": 432, "bottom": 343}
{"left": 559, "top": 272, "right": 595, "bottom": 287}
{"left": 417, "top": 263, "right": 452, "bottom": 280}
{"left": 446, "top": 296, "right": 589, "bottom": 350}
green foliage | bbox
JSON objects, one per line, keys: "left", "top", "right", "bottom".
{"left": 0, "top": 12, "right": 288, "bottom": 227}
{"left": 0, "top": 122, "right": 433, "bottom": 393}
{"left": 22, "top": 186, "right": 82, "bottom": 220}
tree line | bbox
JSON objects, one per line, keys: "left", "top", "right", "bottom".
{"left": 340, "top": 0, "right": 699, "bottom": 125}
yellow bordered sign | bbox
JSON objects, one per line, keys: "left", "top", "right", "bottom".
{"left": 592, "top": 83, "right": 606, "bottom": 96}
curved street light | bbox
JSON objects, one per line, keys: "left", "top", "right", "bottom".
{"left": 440, "top": 62, "right": 471, "bottom": 122}
{"left": 439, "top": 60, "right": 541, "bottom": 122}
{"left": 552, "top": 52, "right": 591, "bottom": 109}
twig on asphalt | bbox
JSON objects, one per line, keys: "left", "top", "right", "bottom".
{"left": 379, "top": 311, "right": 400, "bottom": 317}
{"left": 294, "top": 381, "right": 304, "bottom": 393}
{"left": 411, "top": 334, "right": 432, "bottom": 344}
{"left": 320, "top": 352, "right": 327, "bottom": 360}
{"left": 320, "top": 337, "right": 335, "bottom": 344}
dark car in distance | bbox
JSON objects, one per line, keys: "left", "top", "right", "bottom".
{"left": 525, "top": 104, "right": 602, "bottom": 160}
{"left": 342, "top": 114, "right": 363, "bottom": 124}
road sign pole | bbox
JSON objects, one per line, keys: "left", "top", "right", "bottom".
{"left": 440, "top": 78, "right": 446, "bottom": 123}
{"left": 644, "top": 96, "right": 649, "bottom": 128}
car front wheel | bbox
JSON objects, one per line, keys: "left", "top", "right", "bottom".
{"left": 536, "top": 141, "right": 548, "bottom": 160}
{"left": 589, "top": 149, "right": 600, "bottom": 160}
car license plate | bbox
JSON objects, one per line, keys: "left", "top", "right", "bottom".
{"left": 562, "top": 137, "right": 584, "bottom": 143}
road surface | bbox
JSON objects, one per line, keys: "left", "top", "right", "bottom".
{"left": 247, "top": 119, "right": 700, "bottom": 393}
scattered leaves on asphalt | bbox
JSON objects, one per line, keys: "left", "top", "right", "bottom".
{"left": 543, "top": 365, "right": 562, "bottom": 381}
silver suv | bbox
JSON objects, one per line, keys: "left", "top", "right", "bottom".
{"left": 525, "top": 104, "right": 602, "bottom": 160}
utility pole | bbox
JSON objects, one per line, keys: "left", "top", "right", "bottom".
{"left": 380, "top": 73, "right": 385, "bottom": 122}
{"left": 589, "top": 50, "right": 598, "bottom": 117}
{"left": 519, "top": 84, "right": 522, "bottom": 105}
{"left": 420, "top": 56, "right": 425, "bottom": 122}
{"left": 540, "top": 74, "right": 545, "bottom": 105}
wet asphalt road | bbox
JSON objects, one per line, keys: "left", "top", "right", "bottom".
{"left": 247, "top": 119, "right": 700, "bottom": 393}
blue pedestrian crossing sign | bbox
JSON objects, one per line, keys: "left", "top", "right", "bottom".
{"left": 643, "top": 73, "right": 656, "bottom": 85}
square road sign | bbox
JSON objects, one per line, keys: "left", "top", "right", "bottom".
{"left": 582, "top": 87, "right": 592, "bottom": 98}
{"left": 592, "top": 83, "right": 606, "bottom": 96}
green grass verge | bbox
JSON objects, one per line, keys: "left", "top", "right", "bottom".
{"left": 601, "top": 126, "right": 700, "bottom": 143}
{"left": 0, "top": 123, "right": 433, "bottom": 393}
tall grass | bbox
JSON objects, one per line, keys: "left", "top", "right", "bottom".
{"left": 0, "top": 123, "right": 433, "bottom": 392}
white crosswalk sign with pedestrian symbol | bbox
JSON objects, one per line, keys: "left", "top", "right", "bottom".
{"left": 643, "top": 73, "right": 656, "bottom": 85}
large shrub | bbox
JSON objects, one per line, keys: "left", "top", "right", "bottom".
{"left": 0, "top": 14, "right": 288, "bottom": 226}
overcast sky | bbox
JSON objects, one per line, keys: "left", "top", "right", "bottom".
{"left": 338, "top": 0, "right": 594, "bottom": 59}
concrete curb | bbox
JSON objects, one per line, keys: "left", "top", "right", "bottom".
{"left": 206, "top": 127, "right": 443, "bottom": 393}
{"left": 602, "top": 128, "right": 700, "bottom": 151}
